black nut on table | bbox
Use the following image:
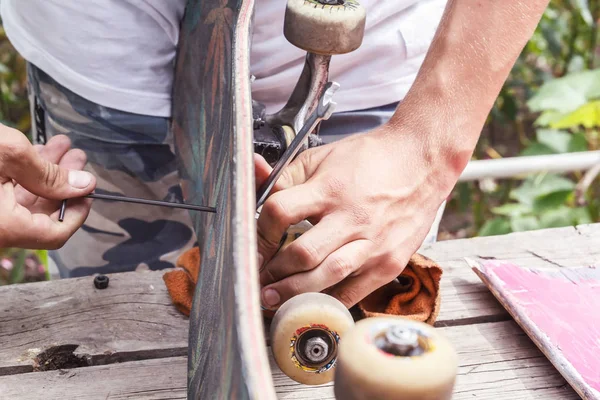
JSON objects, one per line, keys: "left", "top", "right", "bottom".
{"left": 94, "top": 275, "right": 110, "bottom": 289}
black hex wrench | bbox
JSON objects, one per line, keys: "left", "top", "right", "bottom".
{"left": 58, "top": 193, "right": 216, "bottom": 222}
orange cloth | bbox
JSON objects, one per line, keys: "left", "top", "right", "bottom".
{"left": 163, "top": 248, "right": 442, "bottom": 325}
{"left": 357, "top": 253, "right": 442, "bottom": 325}
{"left": 162, "top": 246, "right": 201, "bottom": 317}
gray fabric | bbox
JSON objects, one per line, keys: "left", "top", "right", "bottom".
{"left": 27, "top": 63, "right": 196, "bottom": 279}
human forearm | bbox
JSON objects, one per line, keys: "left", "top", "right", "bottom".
{"left": 389, "top": 0, "right": 550, "bottom": 187}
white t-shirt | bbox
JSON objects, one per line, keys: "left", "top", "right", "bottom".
{"left": 0, "top": 0, "right": 446, "bottom": 118}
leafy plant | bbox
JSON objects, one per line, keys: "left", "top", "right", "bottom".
{"left": 0, "top": 248, "right": 49, "bottom": 286}
{"left": 477, "top": 68, "right": 600, "bottom": 236}
{"left": 444, "top": 1, "right": 600, "bottom": 239}
{"left": 0, "top": 23, "right": 30, "bottom": 133}
{"left": 479, "top": 173, "right": 593, "bottom": 236}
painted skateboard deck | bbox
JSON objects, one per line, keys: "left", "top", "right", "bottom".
{"left": 470, "top": 259, "right": 600, "bottom": 400}
{"left": 171, "top": 0, "right": 276, "bottom": 399}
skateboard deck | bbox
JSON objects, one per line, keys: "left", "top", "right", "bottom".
{"left": 169, "top": 1, "right": 457, "bottom": 398}
{"left": 171, "top": 0, "right": 276, "bottom": 399}
{"left": 470, "top": 259, "right": 600, "bottom": 400}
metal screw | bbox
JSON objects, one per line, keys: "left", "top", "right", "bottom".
{"left": 384, "top": 325, "right": 419, "bottom": 356}
{"left": 304, "top": 337, "right": 330, "bottom": 363}
{"left": 94, "top": 275, "right": 109, "bottom": 290}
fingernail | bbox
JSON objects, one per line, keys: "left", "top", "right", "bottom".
{"left": 68, "top": 170, "right": 92, "bottom": 189}
{"left": 258, "top": 253, "right": 264, "bottom": 268}
{"left": 262, "top": 288, "right": 280, "bottom": 308}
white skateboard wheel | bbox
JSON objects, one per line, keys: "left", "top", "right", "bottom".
{"left": 270, "top": 292, "right": 354, "bottom": 385}
{"left": 334, "top": 317, "right": 458, "bottom": 400}
{"left": 284, "top": 0, "right": 366, "bottom": 55}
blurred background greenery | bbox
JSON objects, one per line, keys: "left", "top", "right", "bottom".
{"left": 0, "top": 22, "right": 48, "bottom": 286}
{"left": 439, "top": 0, "right": 600, "bottom": 240}
{"left": 1, "top": 1, "right": 600, "bottom": 285}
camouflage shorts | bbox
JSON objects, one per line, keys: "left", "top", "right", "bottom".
{"left": 27, "top": 63, "right": 442, "bottom": 279}
{"left": 27, "top": 63, "right": 197, "bottom": 278}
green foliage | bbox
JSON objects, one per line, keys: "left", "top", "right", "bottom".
{"left": 0, "top": 24, "right": 30, "bottom": 133}
{"left": 445, "top": 0, "right": 600, "bottom": 239}
{"left": 478, "top": 173, "right": 593, "bottom": 236}
{"left": 0, "top": 248, "right": 49, "bottom": 286}
{"left": 476, "top": 69, "right": 600, "bottom": 236}
{"left": 0, "top": 21, "right": 44, "bottom": 285}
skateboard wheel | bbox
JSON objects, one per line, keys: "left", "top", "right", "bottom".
{"left": 284, "top": 0, "right": 366, "bottom": 55}
{"left": 270, "top": 292, "right": 354, "bottom": 385}
{"left": 334, "top": 317, "right": 458, "bottom": 400}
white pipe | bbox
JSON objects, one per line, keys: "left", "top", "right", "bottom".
{"left": 458, "top": 151, "right": 600, "bottom": 182}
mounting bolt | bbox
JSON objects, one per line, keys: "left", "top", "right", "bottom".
{"left": 94, "top": 275, "right": 109, "bottom": 290}
{"left": 253, "top": 118, "right": 265, "bottom": 130}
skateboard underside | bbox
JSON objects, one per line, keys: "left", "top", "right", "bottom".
{"left": 171, "top": 0, "right": 276, "bottom": 399}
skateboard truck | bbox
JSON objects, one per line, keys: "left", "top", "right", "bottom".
{"left": 253, "top": 0, "right": 367, "bottom": 166}
{"left": 255, "top": 84, "right": 337, "bottom": 294}
{"left": 256, "top": 81, "right": 339, "bottom": 209}
{"left": 252, "top": 53, "right": 334, "bottom": 166}
{"left": 254, "top": 0, "right": 367, "bottom": 202}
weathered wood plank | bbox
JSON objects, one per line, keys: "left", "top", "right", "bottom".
{"left": 0, "top": 357, "right": 187, "bottom": 400}
{"left": 0, "top": 321, "right": 578, "bottom": 399}
{"left": 1, "top": 224, "right": 599, "bottom": 376}
{"left": 0, "top": 270, "right": 188, "bottom": 375}
{"left": 427, "top": 224, "right": 600, "bottom": 269}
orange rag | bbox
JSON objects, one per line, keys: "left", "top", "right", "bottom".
{"left": 162, "top": 246, "right": 201, "bottom": 316}
{"left": 357, "top": 253, "right": 442, "bottom": 325}
{"left": 163, "top": 240, "right": 443, "bottom": 325}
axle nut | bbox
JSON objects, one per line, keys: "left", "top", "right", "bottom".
{"left": 94, "top": 275, "right": 110, "bottom": 290}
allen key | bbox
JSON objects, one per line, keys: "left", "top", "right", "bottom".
{"left": 58, "top": 193, "right": 217, "bottom": 222}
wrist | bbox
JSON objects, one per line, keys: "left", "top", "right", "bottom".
{"left": 385, "top": 87, "right": 478, "bottom": 196}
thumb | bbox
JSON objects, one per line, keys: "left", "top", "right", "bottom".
{"left": 3, "top": 133, "right": 95, "bottom": 199}
{"left": 254, "top": 144, "right": 332, "bottom": 194}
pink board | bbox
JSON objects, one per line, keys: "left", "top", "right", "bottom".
{"left": 470, "top": 259, "right": 600, "bottom": 400}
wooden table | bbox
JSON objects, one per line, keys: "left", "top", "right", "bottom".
{"left": 1, "top": 224, "right": 598, "bottom": 399}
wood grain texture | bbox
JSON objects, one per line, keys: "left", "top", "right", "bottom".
{"left": 472, "top": 260, "right": 600, "bottom": 400}
{"left": 1, "top": 224, "right": 599, "bottom": 376}
{"left": 0, "top": 357, "right": 187, "bottom": 400}
{"left": 0, "top": 321, "right": 578, "bottom": 399}
{"left": 0, "top": 270, "right": 187, "bottom": 376}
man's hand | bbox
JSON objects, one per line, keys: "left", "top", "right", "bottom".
{"left": 255, "top": 128, "right": 450, "bottom": 309}
{"left": 255, "top": 0, "right": 551, "bottom": 309}
{"left": 0, "top": 128, "right": 96, "bottom": 249}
